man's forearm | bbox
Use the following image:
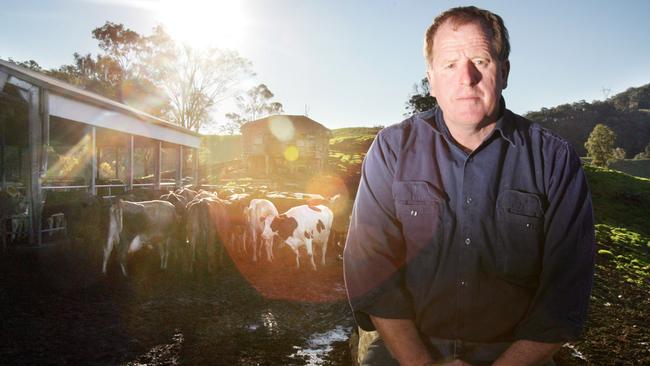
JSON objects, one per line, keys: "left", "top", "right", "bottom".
{"left": 370, "top": 315, "right": 434, "bottom": 366}
{"left": 493, "top": 340, "right": 561, "bottom": 366}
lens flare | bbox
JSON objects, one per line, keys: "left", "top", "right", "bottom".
{"left": 284, "top": 146, "right": 299, "bottom": 161}
{"left": 268, "top": 115, "right": 295, "bottom": 142}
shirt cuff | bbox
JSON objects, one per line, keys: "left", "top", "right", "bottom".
{"left": 350, "top": 283, "right": 415, "bottom": 331}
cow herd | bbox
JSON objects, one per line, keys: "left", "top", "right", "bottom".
{"left": 102, "top": 187, "right": 349, "bottom": 277}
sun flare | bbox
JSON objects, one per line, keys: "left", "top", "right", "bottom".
{"left": 155, "top": 0, "right": 249, "bottom": 49}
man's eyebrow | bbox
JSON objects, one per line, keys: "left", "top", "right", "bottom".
{"left": 437, "top": 55, "right": 459, "bottom": 63}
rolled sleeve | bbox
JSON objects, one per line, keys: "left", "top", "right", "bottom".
{"left": 514, "top": 143, "right": 596, "bottom": 342}
{"left": 343, "top": 129, "right": 413, "bottom": 331}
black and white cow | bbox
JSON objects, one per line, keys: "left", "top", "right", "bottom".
{"left": 262, "top": 204, "right": 333, "bottom": 270}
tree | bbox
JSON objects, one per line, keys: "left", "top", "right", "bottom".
{"left": 405, "top": 78, "right": 437, "bottom": 115}
{"left": 221, "top": 113, "right": 247, "bottom": 135}
{"left": 221, "top": 84, "right": 284, "bottom": 134}
{"left": 7, "top": 58, "right": 43, "bottom": 71}
{"left": 25, "top": 22, "right": 252, "bottom": 131}
{"left": 633, "top": 142, "right": 650, "bottom": 159}
{"left": 611, "top": 147, "right": 626, "bottom": 162}
{"left": 153, "top": 44, "right": 253, "bottom": 132}
{"left": 584, "top": 123, "right": 616, "bottom": 167}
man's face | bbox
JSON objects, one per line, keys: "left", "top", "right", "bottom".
{"left": 426, "top": 21, "right": 509, "bottom": 128}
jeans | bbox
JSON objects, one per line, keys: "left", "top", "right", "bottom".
{"left": 361, "top": 336, "right": 556, "bottom": 366}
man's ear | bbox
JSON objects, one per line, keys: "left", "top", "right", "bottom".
{"left": 426, "top": 66, "right": 436, "bottom": 97}
{"left": 501, "top": 59, "right": 510, "bottom": 90}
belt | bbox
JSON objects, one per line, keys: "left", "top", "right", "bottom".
{"left": 425, "top": 337, "right": 555, "bottom": 366}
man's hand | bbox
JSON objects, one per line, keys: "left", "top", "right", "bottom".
{"left": 492, "top": 340, "right": 561, "bottom": 366}
{"left": 370, "top": 315, "right": 434, "bottom": 366}
{"left": 438, "top": 360, "right": 471, "bottom": 366}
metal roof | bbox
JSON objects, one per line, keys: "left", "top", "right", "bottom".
{"left": 0, "top": 59, "right": 201, "bottom": 148}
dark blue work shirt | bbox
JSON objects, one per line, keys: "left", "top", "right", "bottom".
{"left": 343, "top": 104, "right": 595, "bottom": 343}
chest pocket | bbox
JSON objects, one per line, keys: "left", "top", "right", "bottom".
{"left": 496, "top": 189, "right": 545, "bottom": 287}
{"left": 393, "top": 181, "right": 446, "bottom": 256}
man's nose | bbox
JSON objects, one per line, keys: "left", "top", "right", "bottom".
{"left": 459, "top": 61, "right": 481, "bottom": 86}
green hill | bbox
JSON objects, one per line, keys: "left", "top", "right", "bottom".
{"left": 525, "top": 84, "right": 650, "bottom": 158}
{"left": 329, "top": 127, "right": 381, "bottom": 153}
{"left": 573, "top": 166, "right": 649, "bottom": 364}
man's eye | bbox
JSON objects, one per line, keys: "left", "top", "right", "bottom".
{"left": 474, "top": 59, "right": 488, "bottom": 66}
{"left": 444, "top": 63, "right": 455, "bottom": 69}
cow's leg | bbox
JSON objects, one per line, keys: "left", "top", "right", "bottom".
{"left": 264, "top": 238, "right": 273, "bottom": 262}
{"left": 206, "top": 229, "right": 215, "bottom": 274}
{"left": 241, "top": 230, "right": 247, "bottom": 257}
{"left": 188, "top": 234, "right": 194, "bottom": 273}
{"left": 119, "top": 241, "right": 129, "bottom": 277}
{"left": 305, "top": 239, "right": 316, "bottom": 271}
{"left": 102, "top": 237, "right": 114, "bottom": 275}
{"left": 289, "top": 245, "right": 301, "bottom": 269}
{"left": 251, "top": 230, "right": 258, "bottom": 262}
{"left": 161, "top": 238, "right": 171, "bottom": 269}
{"left": 321, "top": 233, "right": 329, "bottom": 266}
{"left": 218, "top": 233, "right": 225, "bottom": 266}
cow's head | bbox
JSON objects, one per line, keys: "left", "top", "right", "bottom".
{"left": 262, "top": 214, "right": 297, "bottom": 241}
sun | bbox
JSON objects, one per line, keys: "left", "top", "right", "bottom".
{"left": 154, "top": 0, "right": 249, "bottom": 49}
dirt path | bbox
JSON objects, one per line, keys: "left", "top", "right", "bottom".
{"left": 0, "top": 244, "right": 354, "bottom": 365}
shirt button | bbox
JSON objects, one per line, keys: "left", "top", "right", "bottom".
{"left": 410, "top": 210, "right": 418, "bottom": 216}
{"left": 460, "top": 280, "right": 466, "bottom": 287}
{"left": 466, "top": 197, "right": 472, "bottom": 205}
{"left": 464, "top": 237, "right": 471, "bottom": 245}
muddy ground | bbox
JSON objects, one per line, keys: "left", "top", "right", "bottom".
{"left": 1, "top": 237, "right": 647, "bottom": 365}
{"left": 0, "top": 240, "right": 354, "bottom": 366}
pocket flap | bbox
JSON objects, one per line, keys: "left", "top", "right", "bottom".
{"left": 497, "top": 189, "right": 544, "bottom": 218}
{"left": 392, "top": 181, "right": 447, "bottom": 203}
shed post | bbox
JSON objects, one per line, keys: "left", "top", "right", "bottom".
{"left": 127, "top": 135, "right": 133, "bottom": 191}
{"left": 90, "top": 126, "right": 96, "bottom": 195}
{"left": 154, "top": 140, "right": 161, "bottom": 191}
{"left": 27, "top": 86, "right": 43, "bottom": 246}
{"left": 193, "top": 148, "right": 199, "bottom": 189}
{"left": 176, "top": 145, "right": 183, "bottom": 188}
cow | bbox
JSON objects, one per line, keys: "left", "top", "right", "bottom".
{"left": 102, "top": 199, "right": 178, "bottom": 277}
{"left": 246, "top": 199, "right": 279, "bottom": 262}
{"left": 193, "top": 190, "right": 218, "bottom": 201}
{"left": 160, "top": 191, "right": 190, "bottom": 264}
{"left": 175, "top": 187, "right": 197, "bottom": 202}
{"left": 186, "top": 197, "right": 230, "bottom": 273}
{"left": 261, "top": 204, "right": 333, "bottom": 270}
{"left": 225, "top": 193, "right": 252, "bottom": 257}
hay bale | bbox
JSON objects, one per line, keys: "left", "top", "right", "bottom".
{"left": 356, "top": 328, "right": 379, "bottom": 365}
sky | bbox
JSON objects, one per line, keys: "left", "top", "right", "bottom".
{"left": 1, "top": 0, "right": 649, "bottom": 132}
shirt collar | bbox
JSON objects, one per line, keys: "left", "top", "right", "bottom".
{"left": 420, "top": 97, "right": 516, "bottom": 146}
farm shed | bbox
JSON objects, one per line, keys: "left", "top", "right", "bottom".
{"left": 0, "top": 59, "right": 201, "bottom": 248}
{"left": 241, "top": 115, "right": 330, "bottom": 176}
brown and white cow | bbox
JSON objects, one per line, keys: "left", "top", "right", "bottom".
{"left": 186, "top": 197, "right": 230, "bottom": 273}
{"left": 262, "top": 204, "right": 333, "bottom": 270}
{"left": 102, "top": 199, "right": 178, "bottom": 276}
{"left": 246, "top": 199, "right": 279, "bottom": 262}
{"left": 225, "top": 193, "right": 251, "bottom": 257}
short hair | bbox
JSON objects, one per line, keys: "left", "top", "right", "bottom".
{"left": 423, "top": 6, "right": 510, "bottom": 65}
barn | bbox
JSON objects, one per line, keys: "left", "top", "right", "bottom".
{"left": 241, "top": 115, "right": 330, "bottom": 177}
{"left": 0, "top": 59, "right": 201, "bottom": 248}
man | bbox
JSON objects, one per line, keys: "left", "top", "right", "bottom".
{"left": 344, "top": 6, "right": 595, "bottom": 366}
